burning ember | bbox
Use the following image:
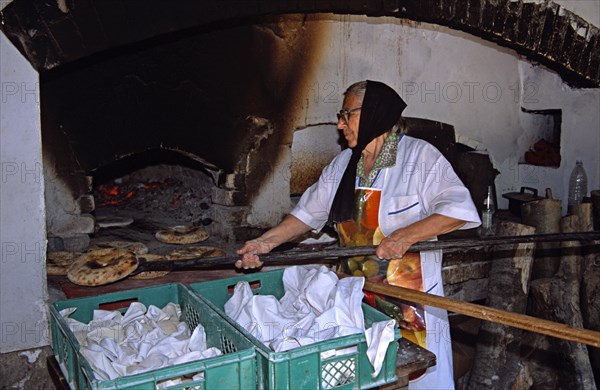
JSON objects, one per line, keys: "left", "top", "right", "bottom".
{"left": 94, "top": 176, "right": 212, "bottom": 225}
{"left": 96, "top": 180, "right": 177, "bottom": 207}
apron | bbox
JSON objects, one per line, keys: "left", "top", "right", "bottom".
{"left": 336, "top": 182, "right": 427, "bottom": 351}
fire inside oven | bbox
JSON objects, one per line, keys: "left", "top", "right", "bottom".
{"left": 92, "top": 150, "right": 214, "bottom": 225}
{"left": 86, "top": 151, "right": 217, "bottom": 255}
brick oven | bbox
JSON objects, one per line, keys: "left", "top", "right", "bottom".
{"left": 3, "top": 4, "right": 332, "bottom": 250}
{"left": 1, "top": 0, "right": 599, "bottom": 253}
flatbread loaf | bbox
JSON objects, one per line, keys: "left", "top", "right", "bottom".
{"left": 166, "top": 246, "right": 225, "bottom": 260}
{"left": 88, "top": 241, "right": 148, "bottom": 255}
{"left": 67, "top": 248, "right": 138, "bottom": 286}
{"left": 129, "top": 254, "right": 170, "bottom": 280}
{"left": 46, "top": 251, "right": 81, "bottom": 276}
{"left": 95, "top": 216, "right": 134, "bottom": 228}
{"left": 155, "top": 225, "right": 209, "bottom": 245}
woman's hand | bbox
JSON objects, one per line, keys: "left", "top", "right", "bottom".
{"left": 234, "top": 215, "right": 312, "bottom": 269}
{"left": 376, "top": 232, "right": 414, "bottom": 259}
{"left": 375, "top": 214, "right": 467, "bottom": 259}
{"left": 235, "top": 238, "right": 275, "bottom": 269}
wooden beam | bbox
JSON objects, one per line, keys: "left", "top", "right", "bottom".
{"left": 359, "top": 279, "right": 600, "bottom": 348}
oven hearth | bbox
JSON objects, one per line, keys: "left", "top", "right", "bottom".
{"left": 94, "top": 163, "right": 213, "bottom": 226}
{"left": 88, "top": 161, "right": 218, "bottom": 255}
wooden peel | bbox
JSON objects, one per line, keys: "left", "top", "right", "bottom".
{"left": 356, "top": 278, "right": 600, "bottom": 348}
{"left": 130, "top": 231, "right": 600, "bottom": 275}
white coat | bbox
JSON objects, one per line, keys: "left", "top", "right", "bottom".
{"left": 291, "top": 135, "right": 481, "bottom": 389}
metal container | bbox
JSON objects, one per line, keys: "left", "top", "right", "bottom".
{"left": 502, "top": 187, "right": 544, "bottom": 216}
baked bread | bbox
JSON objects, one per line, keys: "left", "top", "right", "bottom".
{"left": 46, "top": 251, "right": 81, "bottom": 276}
{"left": 129, "top": 254, "right": 170, "bottom": 280}
{"left": 88, "top": 241, "right": 148, "bottom": 255}
{"left": 166, "top": 246, "right": 225, "bottom": 260}
{"left": 155, "top": 225, "right": 209, "bottom": 245}
{"left": 67, "top": 248, "right": 138, "bottom": 286}
{"left": 95, "top": 216, "right": 134, "bottom": 228}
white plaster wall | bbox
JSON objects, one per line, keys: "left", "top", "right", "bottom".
{"left": 0, "top": 1, "right": 14, "bottom": 12}
{"left": 294, "top": 14, "right": 599, "bottom": 213}
{"left": 552, "top": 0, "right": 600, "bottom": 27}
{"left": 0, "top": 31, "right": 49, "bottom": 352}
{"left": 507, "top": 60, "right": 600, "bottom": 213}
{"left": 246, "top": 145, "right": 293, "bottom": 226}
{"left": 291, "top": 124, "right": 343, "bottom": 193}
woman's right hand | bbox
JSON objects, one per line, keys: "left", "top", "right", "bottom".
{"left": 234, "top": 215, "right": 311, "bottom": 270}
{"left": 235, "top": 238, "right": 274, "bottom": 269}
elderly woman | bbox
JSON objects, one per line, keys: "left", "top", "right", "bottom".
{"left": 236, "top": 80, "right": 480, "bottom": 389}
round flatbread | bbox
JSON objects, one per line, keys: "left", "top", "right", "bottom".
{"left": 155, "top": 225, "right": 209, "bottom": 245}
{"left": 46, "top": 251, "right": 82, "bottom": 276}
{"left": 95, "top": 216, "right": 134, "bottom": 228}
{"left": 129, "top": 254, "right": 171, "bottom": 280}
{"left": 47, "top": 264, "right": 68, "bottom": 276}
{"left": 67, "top": 248, "right": 138, "bottom": 286}
{"left": 48, "top": 251, "right": 81, "bottom": 266}
{"left": 166, "top": 246, "right": 226, "bottom": 260}
{"left": 88, "top": 241, "right": 148, "bottom": 255}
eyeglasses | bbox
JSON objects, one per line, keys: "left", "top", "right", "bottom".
{"left": 336, "top": 107, "right": 362, "bottom": 124}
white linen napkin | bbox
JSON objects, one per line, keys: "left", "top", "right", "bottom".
{"left": 224, "top": 265, "right": 395, "bottom": 378}
{"left": 60, "top": 302, "right": 222, "bottom": 382}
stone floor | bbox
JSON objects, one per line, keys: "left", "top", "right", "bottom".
{"left": 0, "top": 283, "right": 68, "bottom": 389}
{"left": 1, "top": 346, "right": 57, "bottom": 390}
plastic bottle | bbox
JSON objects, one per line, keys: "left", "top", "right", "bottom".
{"left": 568, "top": 160, "right": 588, "bottom": 207}
{"left": 481, "top": 185, "right": 495, "bottom": 236}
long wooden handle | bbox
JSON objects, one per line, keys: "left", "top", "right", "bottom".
{"left": 360, "top": 279, "right": 600, "bottom": 348}
{"left": 134, "top": 231, "right": 600, "bottom": 273}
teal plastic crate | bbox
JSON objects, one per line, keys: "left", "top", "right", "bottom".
{"left": 50, "top": 283, "right": 257, "bottom": 389}
{"left": 189, "top": 269, "right": 400, "bottom": 389}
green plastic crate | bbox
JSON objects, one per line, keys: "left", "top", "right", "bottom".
{"left": 189, "top": 269, "right": 400, "bottom": 390}
{"left": 50, "top": 283, "right": 257, "bottom": 389}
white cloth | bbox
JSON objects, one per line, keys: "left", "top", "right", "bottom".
{"left": 290, "top": 136, "right": 481, "bottom": 389}
{"left": 224, "top": 265, "right": 395, "bottom": 378}
{"left": 60, "top": 302, "right": 222, "bottom": 386}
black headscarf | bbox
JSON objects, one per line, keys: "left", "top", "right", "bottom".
{"left": 327, "top": 80, "right": 407, "bottom": 225}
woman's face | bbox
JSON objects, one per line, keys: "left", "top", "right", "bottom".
{"left": 337, "top": 93, "right": 362, "bottom": 148}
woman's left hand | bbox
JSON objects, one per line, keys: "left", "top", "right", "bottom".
{"left": 375, "top": 214, "right": 467, "bottom": 259}
{"left": 376, "top": 231, "right": 414, "bottom": 259}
